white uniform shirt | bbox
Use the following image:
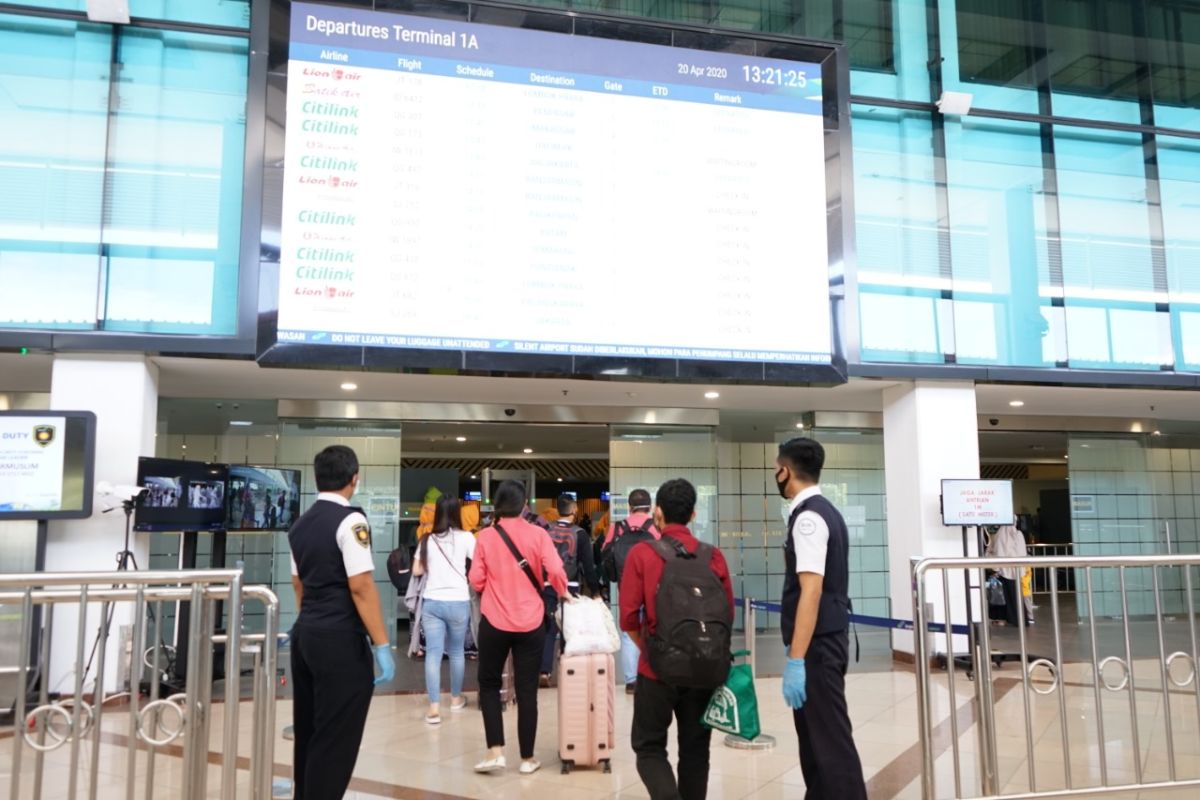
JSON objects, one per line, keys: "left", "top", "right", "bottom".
{"left": 289, "top": 492, "right": 376, "bottom": 578}
{"left": 787, "top": 486, "right": 830, "bottom": 576}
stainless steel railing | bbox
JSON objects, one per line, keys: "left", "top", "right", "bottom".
{"left": 1026, "top": 544, "right": 1075, "bottom": 596}
{"left": 913, "top": 553, "right": 1200, "bottom": 800}
{"left": 0, "top": 570, "right": 279, "bottom": 800}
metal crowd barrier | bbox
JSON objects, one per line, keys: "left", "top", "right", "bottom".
{"left": 1026, "top": 544, "right": 1075, "bottom": 596}
{"left": 0, "top": 570, "right": 279, "bottom": 799}
{"left": 913, "top": 554, "right": 1200, "bottom": 800}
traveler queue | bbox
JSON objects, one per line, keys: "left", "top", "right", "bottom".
{"left": 286, "top": 438, "right": 866, "bottom": 799}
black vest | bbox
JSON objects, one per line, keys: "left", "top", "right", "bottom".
{"left": 289, "top": 499, "right": 368, "bottom": 634}
{"left": 781, "top": 494, "right": 851, "bottom": 645}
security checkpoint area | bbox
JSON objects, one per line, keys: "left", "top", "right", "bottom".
{"left": 4, "top": 0, "right": 1200, "bottom": 798}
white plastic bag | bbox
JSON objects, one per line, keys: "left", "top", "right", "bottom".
{"left": 559, "top": 596, "right": 620, "bottom": 656}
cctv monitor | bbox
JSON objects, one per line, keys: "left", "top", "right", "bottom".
{"left": 134, "top": 457, "right": 229, "bottom": 532}
{"left": 226, "top": 466, "right": 302, "bottom": 531}
{"left": 0, "top": 410, "right": 96, "bottom": 520}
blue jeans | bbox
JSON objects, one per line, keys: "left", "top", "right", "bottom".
{"left": 620, "top": 630, "right": 641, "bottom": 686}
{"left": 422, "top": 599, "right": 470, "bottom": 704}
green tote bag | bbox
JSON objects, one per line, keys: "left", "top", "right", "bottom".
{"left": 702, "top": 649, "right": 761, "bottom": 741}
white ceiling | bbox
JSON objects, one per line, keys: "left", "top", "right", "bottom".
{"left": 151, "top": 356, "right": 895, "bottom": 414}
{"left": 974, "top": 383, "right": 1200, "bottom": 422}
{"left": 4, "top": 352, "right": 1200, "bottom": 423}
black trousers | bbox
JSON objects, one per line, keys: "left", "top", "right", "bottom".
{"left": 477, "top": 615, "right": 545, "bottom": 758}
{"left": 630, "top": 674, "right": 715, "bottom": 800}
{"left": 541, "top": 587, "right": 559, "bottom": 675}
{"left": 998, "top": 575, "right": 1023, "bottom": 626}
{"left": 793, "top": 631, "right": 866, "bottom": 800}
{"left": 291, "top": 625, "right": 374, "bottom": 800}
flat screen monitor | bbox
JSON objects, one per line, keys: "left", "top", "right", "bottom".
{"left": 941, "top": 479, "right": 1015, "bottom": 527}
{"left": 134, "top": 457, "right": 229, "bottom": 532}
{"left": 464, "top": 490, "right": 482, "bottom": 502}
{"left": 268, "top": 2, "right": 846, "bottom": 380}
{"left": 0, "top": 410, "right": 96, "bottom": 520}
{"left": 226, "top": 466, "right": 302, "bottom": 531}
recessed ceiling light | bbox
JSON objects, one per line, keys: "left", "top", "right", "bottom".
{"left": 455, "top": 436, "right": 467, "bottom": 442}
{"left": 557, "top": 477, "right": 563, "bottom": 482}
{"left": 229, "top": 420, "right": 253, "bottom": 427}
{"left": 796, "top": 422, "right": 805, "bottom": 429}
{"left": 470, "top": 475, "right": 477, "bottom": 480}
{"left": 1153, "top": 430, "right": 1162, "bottom": 436}
{"left": 704, "top": 391, "right": 720, "bottom": 399}
{"left": 523, "top": 448, "right": 533, "bottom": 454}
{"left": 1009, "top": 400, "right": 1025, "bottom": 408}
{"left": 340, "top": 382, "right": 358, "bottom": 391}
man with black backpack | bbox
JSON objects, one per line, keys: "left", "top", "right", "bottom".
{"left": 539, "top": 494, "right": 600, "bottom": 684}
{"left": 620, "top": 479, "right": 734, "bottom": 800}
{"left": 601, "top": 488, "right": 659, "bottom": 693}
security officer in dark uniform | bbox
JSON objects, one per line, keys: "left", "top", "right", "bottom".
{"left": 289, "top": 445, "right": 395, "bottom": 799}
{"left": 775, "top": 437, "right": 866, "bottom": 800}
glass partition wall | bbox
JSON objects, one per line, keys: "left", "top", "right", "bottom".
{"left": 153, "top": 413, "right": 402, "bottom": 637}
{"left": 1069, "top": 434, "right": 1200, "bottom": 619}
{"left": 155, "top": 404, "right": 893, "bottom": 643}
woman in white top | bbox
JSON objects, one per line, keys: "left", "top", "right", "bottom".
{"left": 413, "top": 495, "right": 476, "bottom": 723}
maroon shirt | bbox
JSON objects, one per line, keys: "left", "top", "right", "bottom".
{"left": 618, "top": 524, "right": 735, "bottom": 681}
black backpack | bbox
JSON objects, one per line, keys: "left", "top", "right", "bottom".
{"left": 386, "top": 546, "right": 412, "bottom": 593}
{"left": 645, "top": 537, "right": 732, "bottom": 689}
{"left": 602, "top": 518, "right": 655, "bottom": 584}
{"left": 548, "top": 523, "right": 581, "bottom": 582}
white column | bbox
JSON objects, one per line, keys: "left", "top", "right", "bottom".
{"left": 883, "top": 380, "right": 979, "bottom": 657}
{"left": 47, "top": 355, "right": 158, "bottom": 693}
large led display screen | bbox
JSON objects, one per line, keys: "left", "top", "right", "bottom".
{"left": 277, "top": 2, "right": 836, "bottom": 366}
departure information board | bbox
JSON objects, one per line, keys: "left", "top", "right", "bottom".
{"left": 278, "top": 3, "right": 834, "bottom": 364}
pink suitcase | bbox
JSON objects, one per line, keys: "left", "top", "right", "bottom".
{"left": 557, "top": 652, "right": 615, "bottom": 774}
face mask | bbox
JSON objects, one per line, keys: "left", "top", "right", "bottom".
{"left": 774, "top": 467, "right": 790, "bottom": 500}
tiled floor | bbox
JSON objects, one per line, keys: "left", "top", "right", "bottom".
{"left": 6, "top": 599, "right": 1200, "bottom": 799}
{"left": 5, "top": 658, "right": 1200, "bottom": 799}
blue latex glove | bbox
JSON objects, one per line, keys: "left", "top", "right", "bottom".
{"left": 782, "top": 657, "right": 807, "bottom": 710}
{"left": 373, "top": 643, "right": 396, "bottom": 686}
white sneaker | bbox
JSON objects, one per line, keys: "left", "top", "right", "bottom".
{"left": 519, "top": 759, "right": 541, "bottom": 775}
{"left": 425, "top": 713, "right": 441, "bottom": 725}
{"left": 474, "top": 755, "right": 507, "bottom": 773}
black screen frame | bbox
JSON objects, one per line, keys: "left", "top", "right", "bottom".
{"left": 225, "top": 464, "right": 303, "bottom": 532}
{"left": 257, "top": 0, "right": 852, "bottom": 385}
{"left": 0, "top": 410, "right": 97, "bottom": 521}
{"left": 134, "top": 457, "right": 231, "bottom": 533}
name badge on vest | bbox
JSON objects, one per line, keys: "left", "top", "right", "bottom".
{"left": 352, "top": 522, "right": 371, "bottom": 549}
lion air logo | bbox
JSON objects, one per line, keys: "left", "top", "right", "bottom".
{"left": 33, "top": 425, "right": 55, "bottom": 448}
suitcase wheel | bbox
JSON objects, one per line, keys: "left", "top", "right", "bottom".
{"left": 602, "top": 760, "right": 612, "bottom": 774}
{"left": 561, "top": 760, "right": 573, "bottom": 775}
